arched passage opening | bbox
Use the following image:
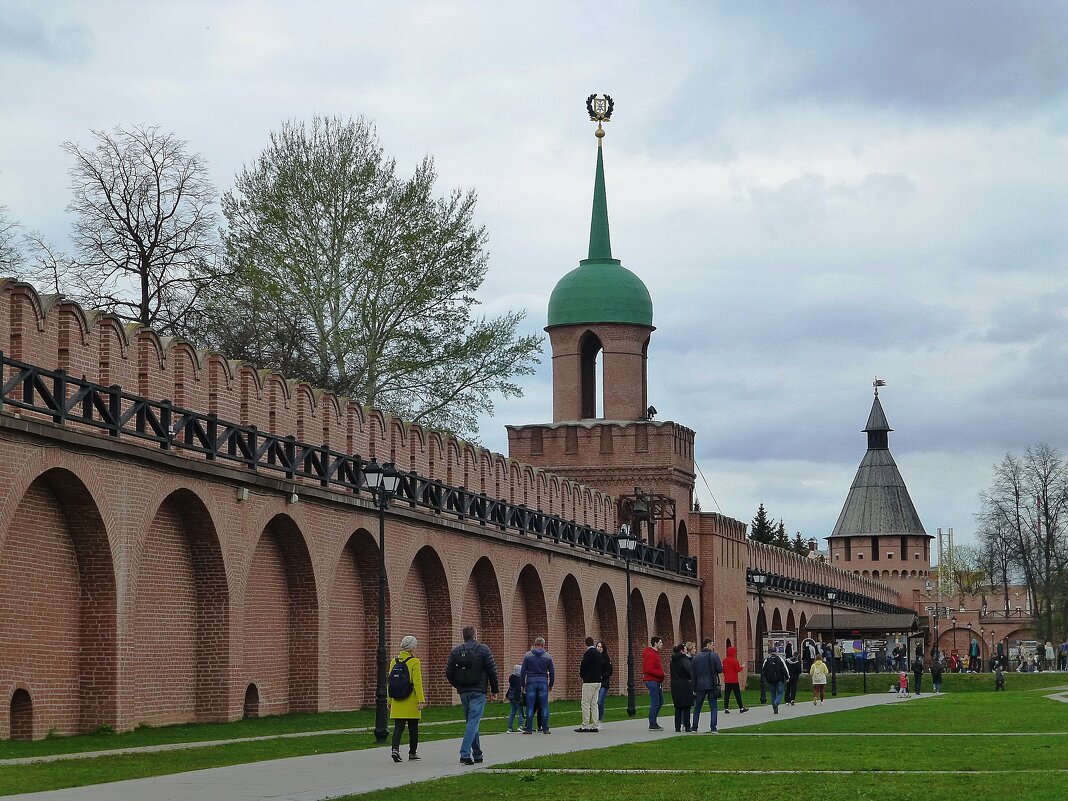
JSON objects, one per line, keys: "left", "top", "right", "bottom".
{"left": 401, "top": 546, "right": 452, "bottom": 704}
{"left": 654, "top": 594, "right": 674, "bottom": 686}
{"left": 771, "top": 608, "right": 783, "bottom": 632}
{"left": 679, "top": 597, "right": 697, "bottom": 645}
{"left": 329, "top": 528, "right": 384, "bottom": 710}
{"left": 629, "top": 587, "right": 649, "bottom": 672}
{"left": 244, "top": 515, "right": 319, "bottom": 715}
{"left": 133, "top": 489, "right": 229, "bottom": 725}
{"left": 676, "top": 521, "right": 689, "bottom": 557}
{"left": 462, "top": 557, "right": 504, "bottom": 672}
{"left": 786, "top": 609, "right": 796, "bottom": 632}
{"left": 243, "top": 684, "right": 260, "bottom": 719}
{"left": 593, "top": 584, "right": 619, "bottom": 665}
{"left": 556, "top": 574, "right": 585, "bottom": 699}
{"left": 0, "top": 468, "right": 116, "bottom": 736}
{"left": 579, "top": 330, "right": 604, "bottom": 419}
{"left": 509, "top": 565, "right": 548, "bottom": 675}
{"left": 9, "top": 689, "right": 32, "bottom": 740}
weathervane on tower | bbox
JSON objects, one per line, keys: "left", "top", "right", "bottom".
{"left": 586, "top": 93, "right": 614, "bottom": 140}
{"left": 873, "top": 377, "right": 886, "bottom": 396}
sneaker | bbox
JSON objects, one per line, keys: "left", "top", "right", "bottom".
{"left": 473, "top": 757, "right": 484, "bottom": 764}
{"left": 460, "top": 757, "right": 475, "bottom": 765}
{"left": 391, "top": 750, "right": 402, "bottom": 763}
{"left": 723, "top": 709, "right": 731, "bottom": 714}
{"left": 740, "top": 708, "right": 750, "bottom": 713}
{"left": 709, "top": 727, "right": 718, "bottom": 733}
{"left": 409, "top": 753, "right": 421, "bottom": 761}
{"left": 521, "top": 730, "right": 533, "bottom": 735}
{"left": 649, "top": 724, "right": 664, "bottom": 730}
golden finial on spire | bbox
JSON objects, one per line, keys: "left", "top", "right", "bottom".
{"left": 586, "top": 93, "right": 614, "bottom": 141}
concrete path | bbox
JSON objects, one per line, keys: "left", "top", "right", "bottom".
{"left": 5, "top": 693, "right": 929, "bottom": 801}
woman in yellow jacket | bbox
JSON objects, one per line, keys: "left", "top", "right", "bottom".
{"left": 810, "top": 654, "right": 829, "bottom": 705}
{"left": 389, "top": 635, "right": 427, "bottom": 762}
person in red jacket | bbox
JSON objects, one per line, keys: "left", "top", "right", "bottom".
{"left": 641, "top": 636, "right": 666, "bottom": 729}
{"left": 721, "top": 645, "right": 749, "bottom": 714}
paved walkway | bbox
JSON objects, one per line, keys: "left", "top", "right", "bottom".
{"left": 6, "top": 693, "right": 929, "bottom": 801}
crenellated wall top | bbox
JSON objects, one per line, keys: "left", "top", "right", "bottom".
{"left": 0, "top": 279, "right": 619, "bottom": 529}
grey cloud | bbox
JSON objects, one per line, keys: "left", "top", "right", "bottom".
{"left": 0, "top": 6, "right": 91, "bottom": 62}
{"left": 731, "top": 1, "right": 1068, "bottom": 117}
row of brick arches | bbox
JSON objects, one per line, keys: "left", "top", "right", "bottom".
{"left": 0, "top": 463, "right": 698, "bottom": 740}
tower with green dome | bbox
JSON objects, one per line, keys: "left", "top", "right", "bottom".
{"left": 545, "top": 113, "right": 656, "bottom": 422}
{"left": 507, "top": 97, "right": 698, "bottom": 557}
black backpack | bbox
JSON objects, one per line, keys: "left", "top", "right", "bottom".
{"left": 450, "top": 644, "right": 483, "bottom": 688}
{"left": 388, "top": 656, "right": 414, "bottom": 700}
{"left": 762, "top": 655, "right": 785, "bottom": 683}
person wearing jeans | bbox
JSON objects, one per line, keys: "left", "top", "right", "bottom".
{"left": 520, "top": 636, "right": 555, "bottom": 733}
{"left": 691, "top": 639, "right": 723, "bottom": 732}
{"left": 596, "top": 641, "right": 612, "bottom": 723}
{"left": 641, "top": 636, "right": 665, "bottom": 730}
{"left": 445, "top": 625, "right": 499, "bottom": 765}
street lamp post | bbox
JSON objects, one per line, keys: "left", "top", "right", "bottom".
{"left": 752, "top": 572, "right": 768, "bottom": 704}
{"left": 827, "top": 590, "right": 838, "bottom": 697}
{"left": 617, "top": 524, "right": 639, "bottom": 717}
{"left": 980, "top": 626, "right": 985, "bottom": 672}
{"left": 363, "top": 458, "right": 401, "bottom": 744}
{"left": 967, "top": 622, "right": 973, "bottom": 672}
{"left": 951, "top": 616, "right": 957, "bottom": 664}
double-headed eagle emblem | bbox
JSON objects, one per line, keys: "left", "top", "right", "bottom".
{"left": 586, "top": 94, "right": 614, "bottom": 123}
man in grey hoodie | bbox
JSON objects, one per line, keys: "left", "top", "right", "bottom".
{"left": 520, "top": 637, "right": 555, "bottom": 733}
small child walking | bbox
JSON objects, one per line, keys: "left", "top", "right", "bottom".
{"left": 995, "top": 665, "right": 1005, "bottom": 691}
{"left": 506, "top": 665, "right": 526, "bottom": 731}
{"left": 898, "top": 671, "right": 910, "bottom": 698}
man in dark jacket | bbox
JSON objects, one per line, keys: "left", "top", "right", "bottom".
{"left": 576, "top": 636, "right": 603, "bottom": 732}
{"left": 446, "top": 625, "right": 499, "bottom": 765}
{"left": 691, "top": 639, "right": 723, "bottom": 732}
{"left": 520, "top": 637, "right": 555, "bottom": 734}
{"left": 761, "top": 646, "right": 788, "bottom": 714}
{"left": 785, "top": 646, "right": 802, "bottom": 706}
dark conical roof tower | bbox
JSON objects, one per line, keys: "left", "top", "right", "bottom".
{"left": 829, "top": 386, "right": 930, "bottom": 542}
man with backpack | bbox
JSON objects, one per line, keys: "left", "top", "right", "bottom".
{"left": 761, "top": 646, "right": 788, "bottom": 714}
{"left": 446, "top": 625, "right": 499, "bottom": 765}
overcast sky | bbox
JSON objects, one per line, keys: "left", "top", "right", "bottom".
{"left": 2, "top": 1, "right": 1067, "bottom": 548}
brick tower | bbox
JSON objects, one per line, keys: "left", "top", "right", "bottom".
{"left": 826, "top": 385, "right": 933, "bottom": 610}
{"left": 507, "top": 111, "right": 696, "bottom": 552}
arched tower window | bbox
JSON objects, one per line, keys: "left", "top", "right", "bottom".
{"left": 579, "top": 331, "right": 604, "bottom": 419}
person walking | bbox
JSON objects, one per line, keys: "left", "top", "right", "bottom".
{"left": 930, "top": 654, "right": 943, "bottom": 694}
{"left": 691, "top": 639, "right": 723, "bottom": 732}
{"left": 722, "top": 644, "right": 749, "bottom": 714}
{"left": 670, "top": 643, "right": 695, "bottom": 731}
{"left": 576, "top": 636, "right": 603, "bottom": 732}
{"left": 641, "top": 636, "right": 666, "bottom": 730}
{"left": 810, "top": 653, "right": 829, "bottom": 704}
{"left": 761, "top": 646, "right": 788, "bottom": 714}
{"left": 596, "top": 640, "right": 613, "bottom": 724}
{"left": 445, "top": 625, "right": 499, "bottom": 765}
{"left": 912, "top": 651, "right": 925, "bottom": 695}
{"left": 1045, "top": 641, "right": 1055, "bottom": 672}
{"left": 387, "top": 635, "right": 426, "bottom": 762}
{"left": 995, "top": 663, "right": 1006, "bottom": 690}
{"left": 520, "top": 636, "right": 555, "bottom": 734}
{"left": 506, "top": 664, "right": 525, "bottom": 732}
{"left": 785, "top": 645, "right": 802, "bottom": 706}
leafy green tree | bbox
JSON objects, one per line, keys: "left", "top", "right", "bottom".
{"left": 195, "top": 116, "right": 541, "bottom": 438}
{"left": 750, "top": 503, "right": 775, "bottom": 543}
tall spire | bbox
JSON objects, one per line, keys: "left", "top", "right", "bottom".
{"left": 587, "top": 139, "right": 613, "bottom": 260}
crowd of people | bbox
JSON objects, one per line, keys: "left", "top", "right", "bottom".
{"left": 382, "top": 627, "right": 1068, "bottom": 764}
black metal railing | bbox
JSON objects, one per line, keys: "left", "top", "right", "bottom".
{"left": 0, "top": 352, "right": 697, "bottom": 578}
{"left": 746, "top": 568, "right": 911, "bottom": 615}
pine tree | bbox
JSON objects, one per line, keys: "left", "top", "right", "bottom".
{"left": 773, "top": 520, "right": 790, "bottom": 548}
{"left": 792, "top": 532, "right": 810, "bottom": 556}
{"left": 749, "top": 503, "right": 775, "bottom": 543}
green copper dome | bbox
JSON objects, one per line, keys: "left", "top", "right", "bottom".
{"left": 546, "top": 140, "right": 653, "bottom": 329}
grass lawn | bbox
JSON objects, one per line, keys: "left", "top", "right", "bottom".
{"left": 1, "top": 674, "right": 1064, "bottom": 796}
{"left": 347, "top": 675, "right": 1068, "bottom": 801}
